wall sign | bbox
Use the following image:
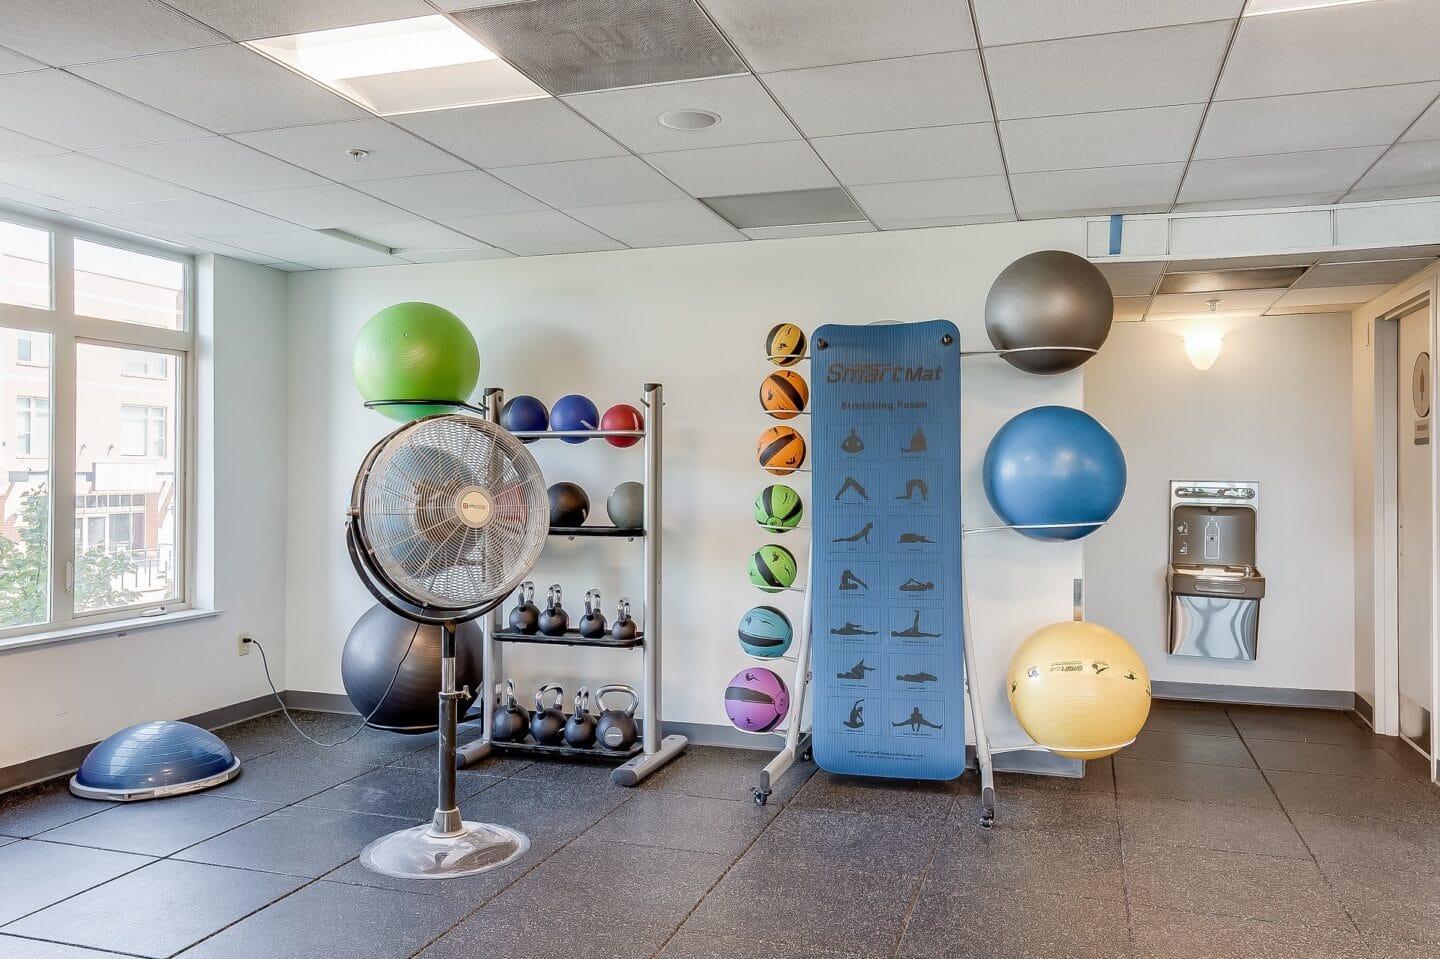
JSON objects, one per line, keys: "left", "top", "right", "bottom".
{"left": 1414, "top": 351, "right": 1431, "bottom": 417}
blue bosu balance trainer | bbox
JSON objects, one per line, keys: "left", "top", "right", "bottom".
{"left": 70, "top": 720, "right": 241, "bottom": 801}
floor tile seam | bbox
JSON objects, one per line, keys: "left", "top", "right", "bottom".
{"left": 894, "top": 807, "right": 974, "bottom": 959}
{"left": 0, "top": 842, "right": 158, "bottom": 930}
{"left": 0, "top": 928, "right": 149, "bottom": 957}
{"left": 1119, "top": 895, "right": 1364, "bottom": 935}
{"left": 155, "top": 873, "right": 329, "bottom": 957}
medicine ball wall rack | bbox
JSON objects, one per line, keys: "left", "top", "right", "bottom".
{"left": 747, "top": 335, "right": 1116, "bottom": 829}
{"left": 446, "top": 383, "right": 689, "bottom": 785}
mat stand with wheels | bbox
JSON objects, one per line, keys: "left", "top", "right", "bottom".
{"left": 752, "top": 574, "right": 815, "bottom": 806}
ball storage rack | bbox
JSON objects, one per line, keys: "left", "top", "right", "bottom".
{"left": 453, "top": 383, "right": 688, "bottom": 785}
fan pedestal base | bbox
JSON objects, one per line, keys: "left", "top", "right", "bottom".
{"left": 360, "top": 821, "right": 529, "bottom": 880}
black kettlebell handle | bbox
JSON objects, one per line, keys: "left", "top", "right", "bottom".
{"left": 518, "top": 581, "right": 534, "bottom": 606}
{"left": 535, "top": 683, "right": 564, "bottom": 712}
{"left": 504, "top": 678, "right": 519, "bottom": 706}
{"left": 573, "top": 686, "right": 590, "bottom": 716}
{"left": 595, "top": 683, "right": 639, "bottom": 717}
{"left": 547, "top": 584, "right": 562, "bottom": 611}
{"left": 616, "top": 598, "right": 631, "bottom": 621}
{"left": 585, "top": 588, "right": 601, "bottom": 615}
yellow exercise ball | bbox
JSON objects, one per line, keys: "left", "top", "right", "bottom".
{"left": 1006, "top": 621, "right": 1151, "bottom": 760}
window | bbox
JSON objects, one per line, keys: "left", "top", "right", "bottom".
{"left": 0, "top": 214, "right": 190, "bottom": 636}
{"left": 16, "top": 396, "right": 49, "bottom": 456}
{"left": 120, "top": 404, "right": 167, "bottom": 458}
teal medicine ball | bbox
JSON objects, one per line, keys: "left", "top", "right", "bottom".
{"left": 738, "top": 605, "right": 793, "bottom": 658}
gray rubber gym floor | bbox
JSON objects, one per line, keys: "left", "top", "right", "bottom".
{"left": 0, "top": 701, "right": 1435, "bottom": 958}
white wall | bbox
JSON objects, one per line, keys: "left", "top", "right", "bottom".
{"left": 1084, "top": 314, "right": 1355, "bottom": 694}
{"left": 0, "top": 256, "right": 291, "bottom": 769}
{"left": 285, "top": 221, "right": 1089, "bottom": 746}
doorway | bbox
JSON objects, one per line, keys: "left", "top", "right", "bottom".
{"left": 1395, "top": 300, "right": 1434, "bottom": 759}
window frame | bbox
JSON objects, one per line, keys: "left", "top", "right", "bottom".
{"left": 0, "top": 210, "right": 195, "bottom": 640}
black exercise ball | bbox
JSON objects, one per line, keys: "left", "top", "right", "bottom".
{"left": 548, "top": 481, "right": 590, "bottom": 527}
{"left": 340, "top": 603, "right": 483, "bottom": 733}
{"left": 984, "top": 250, "right": 1113, "bottom": 375}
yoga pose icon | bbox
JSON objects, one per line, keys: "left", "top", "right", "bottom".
{"left": 843, "top": 699, "right": 865, "bottom": 729}
{"left": 902, "top": 427, "right": 927, "bottom": 454}
{"left": 891, "top": 610, "right": 941, "bottom": 639}
{"left": 838, "top": 569, "right": 868, "bottom": 591}
{"left": 894, "top": 707, "right": 943, "bottom": 731}
{"left": 895, "top": 478, "right": 929, "bottom": 501}
{"left": 834, "top": 476, "right": 869, "bottom": 501}
{"left": 836, "top": 660, "right": 876, "bottom": 680}
{"left": 897, "top": 532, "right": 934, "bottom": 544}
{"left": 831, "top": 622, "right": 877, "bottom": 636}
{"left": 899, "top": 577, "right": 935, "bottom": 592}
{"left": 833, "top": 521, "right": 873, "bottom": 544}
{"left": 840, "top": 428, "right": 864, "bottom": 453}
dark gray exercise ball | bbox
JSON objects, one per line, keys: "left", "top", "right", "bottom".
{"left": 984, "top": 250, "right": 1113, "bottom": 375}
{"left": 607, "top": 481, "right": 644, "bottom": 529}
{"left": 340, "top": 603, "right": 484, "bottom": 733}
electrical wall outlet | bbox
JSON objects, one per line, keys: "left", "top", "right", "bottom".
{"left": 238, "top": 632, "right": 252, "bottom": 656}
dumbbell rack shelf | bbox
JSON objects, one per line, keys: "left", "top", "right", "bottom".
{"left": 492, "top": 629, "right": 645, "bottom": 649}
{"left": 455, "top": 383, "right": 688, "bottom": 786}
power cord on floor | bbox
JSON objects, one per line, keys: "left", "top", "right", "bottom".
{"left": 247, "top": 626, "right": 420, "bottom": 748}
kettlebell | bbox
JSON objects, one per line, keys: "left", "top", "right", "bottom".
{"left": 594, "top": 684, "right": 640, "bottom": 751}
{"left": 538, "top": 584, "right": 569, "bottom": 636}
{"left": 492, "top": 679, "right": 530, "bottom": 742}
{"left": 508, "top": 581, "right": 539, "bottom": 635}
{"left": 530, "top": 683, "right": 566, "bottom": 745}
{"left": 564, "top": 686, "right": 597, "bottom": 748}
{"left": 610, "top": 598, "right": 638, "bottom": 642}
{"left": 578, "top": 588, "right": 608, "bottom": 639}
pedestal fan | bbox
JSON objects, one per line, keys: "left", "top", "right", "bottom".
{"left": 345, "top": 413, "right": 549, "bottom": 878}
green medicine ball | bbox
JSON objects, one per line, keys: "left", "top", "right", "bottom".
{"left": 749, "top": 544, "right": 797, "bottom": 593}
{"left": 753, "top": 484, "right": 803, "bottom": 533}
{"left": 352, "top": 302, "right": 480, "bottom": 422}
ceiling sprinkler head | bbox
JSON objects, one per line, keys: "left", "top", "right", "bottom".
{"left": 657, "top": 109, "right": 720, "bottom": 130}
{"left": 1206, "top": 298, "right": 1220, "bottom": 312}
{"left": 347, "top": 148, "right": 369, "bottom": 163}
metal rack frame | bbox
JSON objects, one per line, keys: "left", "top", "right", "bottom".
{"left": 455, "top": 383, "right": 688, "bottom": 786}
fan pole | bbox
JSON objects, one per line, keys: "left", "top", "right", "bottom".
{"left": 434, "top": 620, "right": 462, "bottom": 836}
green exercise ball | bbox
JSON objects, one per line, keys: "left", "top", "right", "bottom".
{"left": 352, "top": 302, "right": 480, "bottom": 421}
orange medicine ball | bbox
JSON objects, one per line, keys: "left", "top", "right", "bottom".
{"left": 760, "top": 370, "right": 809, "bottom": 420}
{"left": 757, "top": 425, "right": 806, "bottom": 475}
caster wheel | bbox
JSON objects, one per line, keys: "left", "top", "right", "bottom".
{"left": 752, "top": 788, "right": 771, "bottom": 807}
{"left": 980, "top": 814, "right": 994, "bottom": 829}
{"left": 801, "top": 748, "right": 812, "bottom": 762}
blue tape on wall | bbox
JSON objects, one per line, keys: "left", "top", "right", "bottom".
{"left": 809, "top": 320, "right": 965, "bottom": 781}
{"left": 1108, "top": 214, "right": 1123, "bottom": 255}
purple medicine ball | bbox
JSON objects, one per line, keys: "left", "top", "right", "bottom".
{"left": 724, "top": 667, "right": 790, "bottom": 732}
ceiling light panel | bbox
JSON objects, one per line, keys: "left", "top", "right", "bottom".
{"left": 451, "top": 0, "right": 745, "bottom": 96}
{"left": 244, "top": 15, "right": 547, "bottom": 115}
{"left": 1157, "top": 267, "right": 1309, "bottom": 294}
{"left": 701, "top": 188, "right": 865, "bottom": 229}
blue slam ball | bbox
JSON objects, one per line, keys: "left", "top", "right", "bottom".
{"left": 501, "top": 395, "right": 549, "bottom": 441}
{"left": 550, "top": 394, "right": 599, "bottom": 443}
{"left": 983, "top": 405, "right": 1126, "bottom": 542}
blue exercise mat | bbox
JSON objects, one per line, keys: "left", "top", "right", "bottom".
{"left": 809, "top": 320, "right": 965, "bottom": 780}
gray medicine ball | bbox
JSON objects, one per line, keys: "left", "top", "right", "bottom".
{"left": 984, "top": 250, "right": 1113, "bottom": 375}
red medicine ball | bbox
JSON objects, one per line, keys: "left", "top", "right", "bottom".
{"left": 601, "top": 404, "right": 644, "bottom": 448}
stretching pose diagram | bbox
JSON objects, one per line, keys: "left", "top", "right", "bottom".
{"left": 894, "top": 707, "right": 944, "bottom": 731}
{"left": 834, "top": 476, "right": 870, "bottom": 501}
{"left": 837, "top": 660, "right": 877, "bottom": 680}
{"left": 895, "top": 478, "right": 930, "bottom": 501}
{"left": 843, "top": 700, "right": 866, "bottom": 729}
{"left": 891, "top": 610, "right": 941, "bottom": 639}
{"left": 833, "top": 521, "right": 873, "bottom": 544}
{"left": 838, "top": 569, "right": 868, "bottom": 591}
{"left": 831, "top": 622, "right": 877, "bottom": 636}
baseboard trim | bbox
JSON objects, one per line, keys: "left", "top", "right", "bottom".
{"left": 1353, "top": 692, "right": 1376, "bottom": 728}
{"left": 0, "top": 693, "right": 281, "bottom": 795}
{"left": 278, "top": 690, "right": 355, "bottom": 713}
{"left": 1152, "top": 681, "right": 1353, "bottom": 710}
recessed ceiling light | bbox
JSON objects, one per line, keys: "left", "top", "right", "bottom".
{"left": 1243, "top": 0, "right": 1380, "bottom": 16}
{"left": 243, "top": 15, "right": 548, "bottom": 116}
{"left": 658, "top": 109, "right": 721, "bottom": 130}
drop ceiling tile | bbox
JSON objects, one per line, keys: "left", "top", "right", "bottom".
{"left": 1263, "top": 302, "right": 1360, "bottom": 315}
{"left": 1321, "top": 244, "right": 1440, "bottom": 263}
{"left": 492, "top": 156, "right": 684, "bottom": 208}
{"left": 226, "top": 184, "right": 411, "bottom": 229}
{"left": 566, "top": 198, "right": 728, "bottom": 241}
{"left": 1097, "top": 260, "right": 1165, "bottom": 277}
{"left": 1403, "top": 98, "right": 1440, "bottom": 143}
{"left": 1171, "top": 192, "right": 1341, "bottom": 212}
{"left": 234, "top": 119, "right": 471, "bottom": 182}
{"left": 397, "top": 247, "right": 515, "bottom": 263}
{"left": 1000, "top": 104, "right": 1205, "bottom": 174}
{"left": 871, "top": 213, "right": 1014, "bottom": 230}
{"left": 452, "top": 0, "right": 745, "bottom": 95}
{"left": 72, "top": 45, "right": 367, "bottom": 134}
{"left": 222, "top": 230, "right": 399, "bottom": 268}
{"left": 985, "top": 22, "right": 1233, "bottom": 120}
{"left": 1179, "top": 147, "right": 1383, "bottom": 204}
{"left": 563, "top": 75, "right": 799, "bottom": 154}
{"left": 1106, "top": 274, "right": 1161, "bottom": 297}
{"left": 850, "top": 176, "right": 1012, "bottom": 223}
{"left": 627, "top": 231, "right": 746, "bottom": 248}
{"left": 438, "top": 210, "right": 624, "bottom": 256}
{"left": 0, "top": 70, "right": 205, "bottom": 150}
{"left": 1157, "top": 267, "right": 1307, "bottom": 294}
{"left": 1218, "top": 0, "right": 1440, "bottom": 100}
{"left": 0, "top": 154, "right": 191, "bottom": 207}
{"left": 1148, "top": 289, "right": 1286, "bottom": 315}
{"left": 1197, "top": 84, "right": 1440, "bottom": 161}
{"left": 701, "top": 0, "right": 975, "bottom": 72}
{"left": 1113, "top": 296, "right": 1151, "bottom": 320}
{"left": 100, "top": 194, "right": 299, "bottom": 236}
{"left": 3, "top": 0, "right": 226, "bottom": 65}
{"left": 812, "top": 124, "right": 1003, "bottom": 186}
{"left": 88, "top": 137, "right": 326, "bottom": 194}
{"left": 352, "top": 170, "right": 545, "bottom": 219}
{"left": 1269, "top": 284, "right": 1395, "bottom": 309}
{"left": 743, "top": 221, "right": 875, "bottom": 240}
{"left": 1010, "top": 163, "right": 1185, "bottom": 218}
{"left": 701, "top": 188, "right": 864, "bottom": 229}
{"left": 1353, "top": 140, "right": 1440, "bottom": 190}
{"left": 972, "top": 0, "right": 1242, "bottom": 46}
{"left": 761, "top": 52, "right": 992, "bottom": 137}
{"left": 1292, "top": 258, "right": 1433, "bottom": 289}
{"left": 161, "top": 0, "right": 434, "bottom": 41}
{"left": 65, "top": 207, "right": 204, "bottom": 248}
{"left": 0, "top": 48, "right": 44, "bottom": 76}
{"left": 1166, "top": 253, "right": 1321, "bottom": 272}
{"left": 644, "top": 140, "right": 836, "bottom": 196}
{"left": 342, "top": 220, "right": 484, "bottom": 251}
{"left": 0, "top": 182, "right": 74, "bottom": 212}
{"left": 1342, "top": 183, "right": 1440, "bottom": 203}
{"left": 0, "top": 127, "right": 65, "bottom": 163}
{"left": 394, "top": 99, "right": 625, "bottom": 169}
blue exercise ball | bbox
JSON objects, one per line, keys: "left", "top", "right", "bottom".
{"left": 550, "top": 394, "right": 599, "bottom": 443}
{"left": 501, "top": 395, "right": 548, "bottom": 441}
{"left": 70, "top": 720, "right": 240, "bottom": 801}
{"left": 738, "top": 605, "right": 793, "bottom": 658}
{"left": 983, "top": 406, "right": 1125, "bottom": 541}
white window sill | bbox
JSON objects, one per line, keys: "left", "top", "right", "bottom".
{"left": 0, "top": 607, "right": 221, "bottom": 653}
